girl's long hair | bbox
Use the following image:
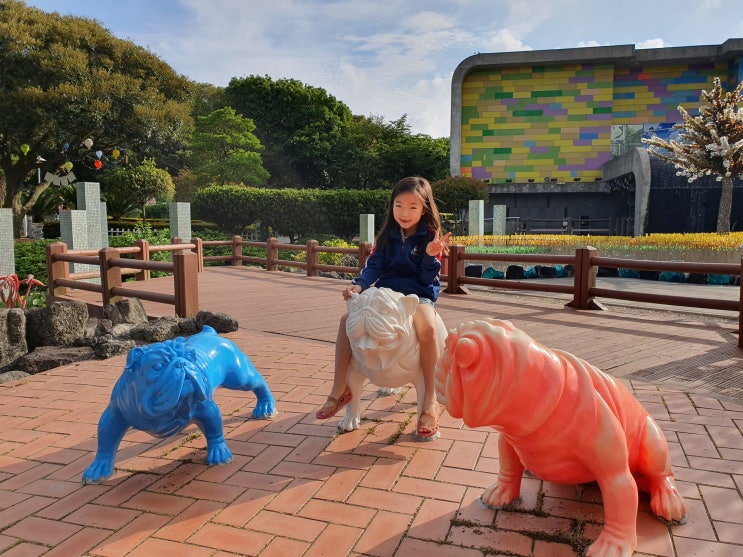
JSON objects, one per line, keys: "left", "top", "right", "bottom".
{"left": 374, "top": 176, "right": 442, "bottom": 252}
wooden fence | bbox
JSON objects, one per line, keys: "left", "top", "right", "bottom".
{"left": 46, "top": 236, "right": 743, "bottom": 346}
{"left": 45, "top": 238, "right": 203, "bottom": 318}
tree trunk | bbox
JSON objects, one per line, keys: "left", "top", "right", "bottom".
{"left": 717, "top": 175, "right": 734, "bottom": 234}
{"left": 11, "top": 190, "right": 25, "bottom": 237}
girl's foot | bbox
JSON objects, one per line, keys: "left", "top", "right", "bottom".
{"left": 316, "top": 387, "right": 352, "bottom": 419}
{"left": 415, "top": 403, "right": 440, "bottom": 440}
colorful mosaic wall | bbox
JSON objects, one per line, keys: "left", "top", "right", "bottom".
{"left": 460, "top": 61, "right": 727, "bottom": 183}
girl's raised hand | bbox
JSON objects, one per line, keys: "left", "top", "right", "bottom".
{"left": 342, "top": 283, "right": 361, "bottom": 300}
{"left": 426, "top": 228, "right": 452, "bottom": 256}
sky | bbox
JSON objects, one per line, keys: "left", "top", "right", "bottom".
{"left": 22, "top": 0, "right": 743, "bottom": 138}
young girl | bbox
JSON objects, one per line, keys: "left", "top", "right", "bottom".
{"left": 316, "top": 176, "right": 451, "bottom": 439}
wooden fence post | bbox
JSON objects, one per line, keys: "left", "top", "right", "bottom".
{"left": 134, "top": 239, "right": 150, "bottom": 281}
{"left": 99, "top": 247, "right": 123, "bottom": 307}
{"left": 267, "top": 237, "right": 279, "bottom": 271}
{"left": 306, "top": 240, "right": 319, "bottom": 277}
{"left": 738, "top": 246, "right": 743, "bottom": 348}
{"left": 445, "top": 244, "right": 467, "bottom": 294}
{"left": 567, "top": 246, "right": 597, "bottom": 309}
{"left": 173, "top": 250, "right": 199, "bottom": 318}
{"left": 232, "top": 235, "right": 242, "bottom": 266}
{"left": 45, "top": 242, "right": 69, "bottom": 298}
{"left": 192, "top": 237, "right": 204, "bottom": 272}
{"left": 358, "top": 242, "right": 372, "bottom": 271}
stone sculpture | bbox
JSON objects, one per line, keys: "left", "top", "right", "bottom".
{"left": 435, "top": 318, "right": 686, "bottom": 557}
{"left": 82, "top": 325, "right": 276, "bottom": 484}
{"left": 339, "top": 287, "right": 447, "bottom": 437}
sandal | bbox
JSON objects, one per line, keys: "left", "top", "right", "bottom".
{"left": 316, "top": 387, "right": 352, "bottom": 419}
{"left": 415, "top": 405, "right": 440, "bottom": 440}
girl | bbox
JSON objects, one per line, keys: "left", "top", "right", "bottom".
{"left": 316, "top": 176, "right": 451, "bottom": 439}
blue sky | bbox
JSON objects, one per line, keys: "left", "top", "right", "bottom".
{"left": 23, "top": 0, "right": 743, "bottom": 138}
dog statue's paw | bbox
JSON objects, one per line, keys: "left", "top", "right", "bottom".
{"left": 480, "top": 481, "right": 520, "bottom": 509}
{"left": 378, "top": 387, "right": 403, "bottom": 395}
{"left": 584, "top": 531, "right": 636, "bottom": 557}
{"left": 206, "top": 439, "right": 233, "bottom": 465}
{"left": 649, "top": 477, "right": 686, "bottom": 523}
{"left": 338, "top": 414, "right": 361, "bottom": 432}
{"left": 82, "top": 456, "right": 115, "bottom": 485}
{"left": 252, "top": 401, "right": 277, "bottom": 420}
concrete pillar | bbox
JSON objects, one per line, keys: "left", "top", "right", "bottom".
{"left": 100, "top": 201, "right": 109, "bottom": 248}
{"left": 59, "top": 209, "right": 89, "bottom": 275}
{"left": 169, "top": 202, "right": 192, "bottom": 242}
{"left": 76, "top": 182, "right": 103, "bottom": 252}
{"left": 492, "top": 205, "right": 507, "bottom": 235}
{"left": 360, "top": 214, "right": 375, "bottom": 243}
{"left": 468, "top": 200, "right": 484, "bottom": 236}
{"left": 0, "top": 208, "right": 15, "bottom": 277}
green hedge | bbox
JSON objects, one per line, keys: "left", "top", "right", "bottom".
{"left": 192, "top": 186, "right": 390, "bottom": 240}
{"left": 42, "top": 218, "right": 218, "bottom": 239}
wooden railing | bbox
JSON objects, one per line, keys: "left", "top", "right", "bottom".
{"left": 200, "top": 236, "right": 373, "bottom": 275}
{"left": 444, "top": 244, "right": 743, "bottom": 347}
{"left": 44, "top": 236, "right": 373, "bottom": 318}
{"left": 45, "top": 237, "right": 203, "bottom": 318}
{"left": 46, "top": 237, "right": 743, "bottom": 346}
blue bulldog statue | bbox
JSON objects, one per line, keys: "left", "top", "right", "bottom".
{"left": 82, "top": 326, "right": 277, "bottom": 484}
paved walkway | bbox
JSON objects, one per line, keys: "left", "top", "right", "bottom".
{"left": 1, "top": 266, "right": 741, "bottom": 556}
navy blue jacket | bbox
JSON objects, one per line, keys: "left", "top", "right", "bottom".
{"left": 352, "top": 222, "right": 441, "bottom": 302}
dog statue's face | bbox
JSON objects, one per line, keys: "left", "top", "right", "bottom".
{"left": 435, "top": 318, "right": 536, "bottom": 428}
{"left": 116, "top": 337, "right": 211, "bottom": 436}
{"left": 346, "top": 288, "right": 419, "bottom": 371}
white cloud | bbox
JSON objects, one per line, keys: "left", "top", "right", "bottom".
{"left": 22, "top": 0, "right": 743, "bottom": 138}
{"left": 636, "top": 38, "right": 668, "bottom": 49}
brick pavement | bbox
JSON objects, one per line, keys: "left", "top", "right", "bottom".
{"left": 0, "top": 266, "right": 741, "bottom": 556}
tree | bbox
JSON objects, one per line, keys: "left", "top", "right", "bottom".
{"left": 189, "top": 107, "right": 269, "bottom": 187}
{"left": 0, "top": 0, "right": 193, "bottom": 234}
{"left": 226, "top": 75, "right": 353, "bottom": 188}
{"left": 431, "top": 176, "right": 489, "bottom": 234}
{"left": 329, "top": 115, "right": 450, "bottom": 189}
{"left": 643, "top": 77, "right": 743, "bottom": 233}
{"left": 105, "top": 159, "right": 175, "bottom": 221}
{"left": 375, "top": 116, "right": 450, "bottom": 183}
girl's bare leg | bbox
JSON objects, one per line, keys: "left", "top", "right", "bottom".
{"left": 316, "top": 313, "right": 353, "bottom": 419}
{"left": 413, "top": 304, "right": 440, "bottom": 435}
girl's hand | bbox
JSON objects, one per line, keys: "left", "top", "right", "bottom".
{"left": 343, "top": 284, "right": 361, "bottom": 300}
{"left": 426, "top": 228, "right": 451, "bottom": 256}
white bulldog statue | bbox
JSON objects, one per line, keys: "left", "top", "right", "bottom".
{"left": 338, "top": 287, "right": 447, "bottom": 434}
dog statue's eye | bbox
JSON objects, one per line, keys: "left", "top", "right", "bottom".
{"left": 152, "top": 362, "right": 164, "bottom": 371}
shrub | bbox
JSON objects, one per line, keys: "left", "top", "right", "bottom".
{"left": 13, "top": 239, "right": 56, "bottom": 286}
{"left": 431, "top": 176, "right": 489, "bottom": 217}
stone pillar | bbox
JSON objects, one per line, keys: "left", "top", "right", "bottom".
{"left": 492, "top": 205, "right": 507, "bottom": 235}
{"left": 0, "top": 208, "right": 15, "bottom": 277}
{"left": 360, "top": 214, "right": 375, "bottom": 243}
{"left": 169, "top": 202, "right": 192, "bottom": 242}
{"left": 468, "top": 200, "right": 484, "bottom": 237}
{"left": 76, "top": 182, "right": 103, "bottom": 252}
{"left": 100, "top": 201, "right": 109, "bottom": 248}
{"left": 59, "top": 209, "right": 89, "bottom": 275}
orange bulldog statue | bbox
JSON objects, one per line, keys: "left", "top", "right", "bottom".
{"left": 435, "top": 319, "right": 686, "bottom": 557}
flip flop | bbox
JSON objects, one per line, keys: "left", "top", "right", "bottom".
{"left": 316, "top": 386, "right": 352, "bottom": 419}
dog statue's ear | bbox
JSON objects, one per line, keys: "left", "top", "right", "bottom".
{"left": 402, "top": 294, "right": 419, "bottom": 316}
{"left": 124, "top": 346, "right": 145, "bottom": 374}
{"left": 454, "top": 337, "right": 480, "bottom": 369}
